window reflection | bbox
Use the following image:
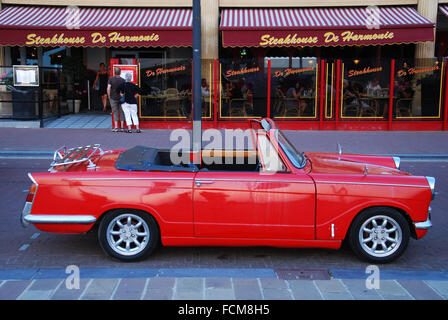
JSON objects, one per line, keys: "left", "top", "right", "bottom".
{"left": 140, "top": 59, "right": 192, "bottom": 119}
{"left": 220, "top": 59, "right": 266, "bottom": 119}
{"left": 394, "top": 59, "right": 442, "bottom": 119}
{"left": 342, "top": 59, "right": 390, "bottom": 119}
{"left": 269, "top": 57, "right": 317, "bottom": 119}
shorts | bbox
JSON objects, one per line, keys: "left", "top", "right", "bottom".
{"left": 110, "top": 99, "right": 125, "bottom": 121}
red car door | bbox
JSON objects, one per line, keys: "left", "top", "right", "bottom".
{"left": 193, "top": 171, "right": 315, "bottom": 240}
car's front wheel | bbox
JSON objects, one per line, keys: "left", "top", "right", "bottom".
{"left": 98, "top": 210, "right": 159, "bottom": 262}
{"left": 348, "top": 207, "right": 410, "bottom": 263}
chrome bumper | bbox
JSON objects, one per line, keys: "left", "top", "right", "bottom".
{"left": 21, "top": 209, "right": 96, "bottom": 227}
{"left": 414, "top": 207, "right": 432, "bottom": 230}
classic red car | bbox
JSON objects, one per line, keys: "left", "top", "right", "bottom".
{"left": 21, "top": 118, "right": 434, "bottom": 263}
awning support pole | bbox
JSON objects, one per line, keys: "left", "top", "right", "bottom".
{"left": 192, "top": 0, "right": 202, "bottom": 164}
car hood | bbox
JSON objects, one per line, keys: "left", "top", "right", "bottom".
{"left": 304, "top": 152, "right": 410, "bottom": 176}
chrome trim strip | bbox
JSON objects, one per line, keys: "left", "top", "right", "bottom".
{"left": 22, "top": 173, "right": 38, "bottom": 228}
{"left": 195, "top": 178, "right": 314, "bottom": 184}
{"left": 27, "top": 173, "right": 37, "bottom": 185}
{"left": 316, "top": 181, "right": 427, "bottom": 188}
{"left": 21, "top": 202, "right": 32, "bottom": 228}
{"left": 415, "top": 218, "right": 432, "bottom": 230}
{"left": 67, "top": 177, "right": 314, "bottom": 184}
{"left": 23, "top": 214, "right": 97, "bottom": 224}
{"left": 393, "top": 156, "right": 401, "bottom": 170}
{"left": 426, "top": 176, "right": 436, "bottom": 199}
{"left": 67, "top": 177, "right": 193, "bottom": 181}
{"left": 414, "top": 207, "right": 432, "bottom": 230}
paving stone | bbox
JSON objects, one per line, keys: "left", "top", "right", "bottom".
{"left": 112, "top": 278, "right": 147, "bottom": 300}
{"left": 205, "top": 287, "right": 234, "bottom": 300}
{"left": 28, "top": 278, "right": 63, "bottom": 290}
{"left": 143, "top": 277, "right": 175, "bottom": 300}
{"left": 0, "top": 280, "right": 32, "bottom": 300}
{"left": 259, "top": 278, "right": 288, "bottom": 289}
{"left": 397, "top": 280, "right": 443, "bottom": 300}
{"left": 288, "top": 280, "right": 323, "bottom": 300}
{"left": 262, "top": 288, "right": 293, "bottom": 300}
{"left": 80, "top": 278, "right": 120, "bottom": 300}
{"left": 232, "top": 278, "right": 263, "bottom": 300}
{"left": 314, "top": 279, "right": 354, "bottom": 300}
{"left": 17, "top": 279, "right": 63, "bottom": 300}
{"left": 51, "top": 278, "right": 90, "bottom": 300}
{"left": 206, "top": 278, "right": 232, "bottom": 289}
{"left": 340, "top": 279, "right": 383, "bottom": 300}
{"left": 375, "top": 280, "right": 413, "bottom": 300}
{"left": 425, "top": 281, "right": 448, "bottom": 299}
{"left": 173, "top": 278, "right": 204, "bottom": 300}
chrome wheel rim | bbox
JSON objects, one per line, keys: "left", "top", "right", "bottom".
{"left": 359, "top": 215, "right": 402, "bottom": 258}
{"left": 106, "top": 214, "right": 150, "bottom": 256}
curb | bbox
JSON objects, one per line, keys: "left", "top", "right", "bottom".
{"left": 0, "top": 150, "right": 53, "bottom": 159}
{"left": 1, "top": 267, "right": 448, "bottom": 281}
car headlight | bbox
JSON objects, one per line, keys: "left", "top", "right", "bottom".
{"left": 426, "top": 176, "right": 436, "bottom": 200}
{"left": 393, "top": 156, "right": 400, "bottom": 170}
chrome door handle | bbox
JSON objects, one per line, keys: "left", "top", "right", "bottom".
{"left": 195, "top": 180, "right": 215, "bottom": 187}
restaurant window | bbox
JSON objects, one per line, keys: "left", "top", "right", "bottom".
{"left": 219, "top": 58, "right": 267, "bottom": 119}
{"left": 269, "top": 56, "right": 318, "bottom": 119}
{"left": 139, "top": 58, "right": 192, "bottom": 119}
{"left": 43, "top": 47, "right": 66, "bottom": 67}
{"left": 393, "top": 59, "right": 443, "bottom": 120}
{"left": 341, "top": 58, "right": 391, "bottom": 120}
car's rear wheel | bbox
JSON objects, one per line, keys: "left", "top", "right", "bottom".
{"left": 349, "top": 207, "right": 410, "bottom": 263}
{"left": 98, "top": 210, "right": 159, "bottom": 262}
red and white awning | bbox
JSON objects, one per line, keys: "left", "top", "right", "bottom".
{"left": 0, "top": 6, "right": 193, "bottom": 47}
{"left": 220, "top": 7, "right": 435, "bottom": 47}
{"left": 439, "top": 5, "right": 448, "bottom": 18}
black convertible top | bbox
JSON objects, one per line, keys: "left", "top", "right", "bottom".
{"left": 115, "top": 146, "right": 198, "bottom": 172}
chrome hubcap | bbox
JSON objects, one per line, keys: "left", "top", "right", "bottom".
{"left": 359, "top": 215, "right": 402, "bottom": 258}
{"left": 107, "top": 214, "right": 149, "bottom": 256}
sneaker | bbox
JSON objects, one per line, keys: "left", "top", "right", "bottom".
{"left": 127, "top": 129, "right": 132, "bottom": 133}
{"left": 112, "top": 128, "right": 119, "bottom": 132}
{"left": 136, "top": 129, "right": 141, "bottom": 133}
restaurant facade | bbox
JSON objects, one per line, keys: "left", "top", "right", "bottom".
{"left": 1, "top": 0, "right": 448, "bottom": 131}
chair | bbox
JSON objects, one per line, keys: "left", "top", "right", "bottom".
{"left": 396, "top": 98, "right": 413, "bottom": 117}
{"left": 283, "top": 100, "right": 302, "bottom": 117}
{"left": 359, "top": 99, "right": 379, "bottom": 117}
{"left": 163, "top": 97, "right": 183, "bottom": 117}
{"left": 229, "top": 99, "right": 247, "bottom": 117}
{"left": 272, "top": 88, "right": 286, "bottom": 117}
{"left": 165, "top": 88, "right": 178, "bottom": 97}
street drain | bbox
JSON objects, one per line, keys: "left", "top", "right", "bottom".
{"left": 275, "top": 268, "right": 331, "bottom": 280}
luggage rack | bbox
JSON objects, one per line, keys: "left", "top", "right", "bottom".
{"left": 49, "top": 144, "right": 105, "bottom": 171}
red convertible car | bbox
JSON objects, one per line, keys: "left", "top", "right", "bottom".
{"left": 21, "top": 118, "right": 434, "bottom": 263}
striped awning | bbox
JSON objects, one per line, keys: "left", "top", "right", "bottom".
{"left": 220, "top": 7, "right": 435, "bottom": 47}
{"left": 0, "top": 6, "right": 193, "bottom": 47}
{"left": 439, "top": 5, "right": 448, "bottom": 18}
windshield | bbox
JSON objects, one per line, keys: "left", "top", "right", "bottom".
{"left": 249, "top": 119, "right": 306, "bottom": 169}
{"left": 276, "top": 130, "right": 306, "bottom": 168}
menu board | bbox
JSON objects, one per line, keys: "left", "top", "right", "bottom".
{"left": 13, "top": 65, "right": 39, "bottom": 86}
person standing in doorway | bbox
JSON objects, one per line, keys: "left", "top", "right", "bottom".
{"left": 107, "top": 67, "right": 126, "bottom": 132}
{"left": 93, "top": 63, "right": 109, "bottom": 112}
{"left": 118, "top": 73, "right": 143, "bottom": 133}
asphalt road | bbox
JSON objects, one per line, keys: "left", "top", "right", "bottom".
{"left": 1, "top": 158, "right": 447, "bottom": 272}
